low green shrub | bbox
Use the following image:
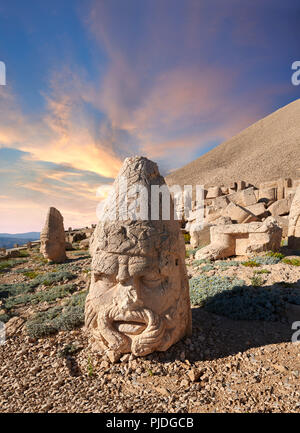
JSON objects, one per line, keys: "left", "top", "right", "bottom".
{"left": 189, "top": 275, "right": 245, "bottom": 307}
{"left": 0, "top": 313, "right": 11, "bottom": 323}
{"left": 0, "top": 282, "right": 35, "bottom": 299}
{"left": 282, "top": 258, "right": 300, "bottom": 266}
{"left": 71, "top": 251, "right": 90, "bottom": 257}
{"left": 0, "top": 259, "right": 27, "bottom": 273}
{"left": 254, "top": 269, "right": 271, "bottom": 275}
{"left": 192, "top": 259, "right": 211, "bottom": 267}
{"left": 0, "top": 271, "right": 76, "bottom": 300}
{"left": 26, "top": 291, "right": 87, "bottom": 338}
{"left": 200, "top": 264, "right": 214, "bottom": 272}
{"left": 4, "top": 284, "right": 76, "bottom": 310}
{"left": 18, "top": 250, "right": 30, "bottom": 258}
{"left": 241, "top": 260, "right": 260, "bottom": 267}
{"left": 215, "top": 261, "right": 240, "bottom": 268}
{"left": 22, "top": 271, "right": 40, "bottom": 279}
{"left": 254, "top": 256, "right": 281, "bottom": 265}
{"left": 250, "top": 275, "right": 265, "bottom": 287}
{"left": 265, "top": 251, "right": 284, "bottom": 260}
{"left": 185, "top": 248, "right": 200, "bottom": 258}
{"left": 189, "top": 275, "right": 300, "bottom": 321}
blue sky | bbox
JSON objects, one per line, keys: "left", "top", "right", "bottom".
{"left": 0, "top": 0, "right": 299, "bottom": 232}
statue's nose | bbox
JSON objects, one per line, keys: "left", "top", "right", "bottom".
{"left": 116, "top": 267, "right": 142, "bottom": 307}
{"left": 116, "top": 265, "right": 130, "bottom": 285}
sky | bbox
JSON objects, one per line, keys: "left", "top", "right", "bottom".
{"left": 0, "top": 0, "right": 300, "bottom": 233}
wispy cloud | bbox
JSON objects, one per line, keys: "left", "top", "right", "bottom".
{"left": 0, "top": 147, "right": 114, "bottom": 232}
{"left": 1, "top": 0, "right": 298, "bottom": 231}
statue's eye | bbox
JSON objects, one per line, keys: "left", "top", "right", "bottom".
{"left": 94, "top": 273, "right": 116, "bottom": 287}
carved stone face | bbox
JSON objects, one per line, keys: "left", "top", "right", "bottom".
{"left": 85, "top": 156, "right": 192, "bottom": 361}
{"left": 40, "top": 207, "right": 66, "bottom": 263}
{"left": 85, "top": 249, "right": 190, "bottom": 360}
{"left": 40, "top": 235, "right": 57, "bottom": 259}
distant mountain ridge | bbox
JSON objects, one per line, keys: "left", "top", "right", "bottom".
{"left": 166, "top": 99, "right": 300, "bottom": 188}
{"left": 0, "top": 232, "right": 40, "bottom": 249}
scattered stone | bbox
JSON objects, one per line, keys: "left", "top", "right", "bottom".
{"left": 195, "top": 217, "right": 282, "bottom": 260}
{"left": 188, "top": 369, "right": 201, "bottom": 382}
{"left": 5, "top": 317, "right": 25, "bottom": 337}
{"left": 268, "top": 197, "right": 292, "bottom": 217}
{"left": 222, "top": 202, "right": 258, "bottom": 224}
{"left": 206, "top": 186, "right": 222, "bottom": 199}
{"left": 120, "top": 354, "right": 130, "bottom": 363}
{"left": 288, "top": 185, "right": 300, "bottom": 248}
{"left": 155, "top": 386, "right": 170, "bottom": 396}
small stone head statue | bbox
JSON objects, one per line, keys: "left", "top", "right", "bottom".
{"left": 40, "top": 207, "right": 66, "bottom": 263}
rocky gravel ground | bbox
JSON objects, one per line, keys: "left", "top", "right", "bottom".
{"left": 0, "top": 247, "right": 300, "bottom": 413}
{"left": 1, "top": 310, "right": 299, "bottom": 413}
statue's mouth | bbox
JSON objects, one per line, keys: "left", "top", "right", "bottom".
{"left": 113, "top": 319, "right": 146, "bottom": 335}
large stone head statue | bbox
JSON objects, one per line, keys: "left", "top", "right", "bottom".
{"left": 40, "top": 207, "right": 66, "bottom": 263}
{"left": 85, "top": 156, "right": 192, "bottom": 361}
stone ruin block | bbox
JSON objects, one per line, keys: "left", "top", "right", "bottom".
{"left": 221, "top": 201, "right": 259, "bottom": 224}
{"left": 245, "top": 202, "right": 269, "bottom": 219}
{"left": 204, "top": 205, "right": 222, "bottom": 223}
{"left": 227, "top": 187, "right": 257, "bottom": 207}
{"left": 206, "top": 186, "right": 223, "bottom": 199}
{"left": 273, "top": 216, "right": 289, "bottom": 238}
{"left": 268, "top": 197, "right": 293, "bottom": 217}
{"left": 195, "top": 217, "right": 282, "bottom": 261}
{"left": 228, "top": 182, "right": 237, "bottom": 193}
{"left": 237, "top": 180, "right": 246, "bottom": 191}
{"left": 288, "top": 185, "right": 300, "bottom": 249}
{"left": 211, "top": 195, "right": 229, "bottom": 209}
{"left": 258, "top": 187, "right": 277, "bottom": 204}
{"left": 189, "top": 216, "right": 232, "bottom": 248}
{"left": 220, "top": 186, "right": 229, "bottom": 195}
{"left": 259, "top": 178, "right": 292, "bottom": 201}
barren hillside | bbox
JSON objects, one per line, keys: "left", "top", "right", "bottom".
{"left": 166, "top": 99, "right": 300, "bottom": 188}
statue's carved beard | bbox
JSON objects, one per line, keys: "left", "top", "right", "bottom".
{"left": 85, "top": 299, "right": 174, "bottom": 358}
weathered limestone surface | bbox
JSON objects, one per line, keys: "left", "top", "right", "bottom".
{"left": 85, "top": 156, "right": 192, "bottom": 362}
{"left": 189, "top": 217, "right": 231, "bottom": 249}
{"left": 227, "top": 187, "right": 257, "bottom": 207}
{"left": 258, "top": 188, "right": 277, "bottom": 204}
{"left": 245, "top": 202, "right": 269, "bottom": 219}
{"left": 206, "top": 186, "right": 222, "bottom": 199}
{"left": 212, "top": 195, "right": 229, "bottom": 209}
{"left": 288, "top": 186, "right": 300, "bottom": 249}
{"left": 222, "top": 201, "right": 259, "bottom": 224}
{"left": 195, "top": 217, "right": 282, "bottom": 261}
{"left": 273, "top": 216, "right": 289, "bottom": 238}
{"left": 40, "top": 207, "right": 66, "bottom": 263}
{"left": 268, "top": 197, "right": 292, "bottom": 217}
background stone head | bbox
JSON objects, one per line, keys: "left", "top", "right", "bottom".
{"left": 40, "top": 207, "right": 66, "bottom": 263}
{"left": 85, "top": 156, "right": 192, "bottom": 361}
